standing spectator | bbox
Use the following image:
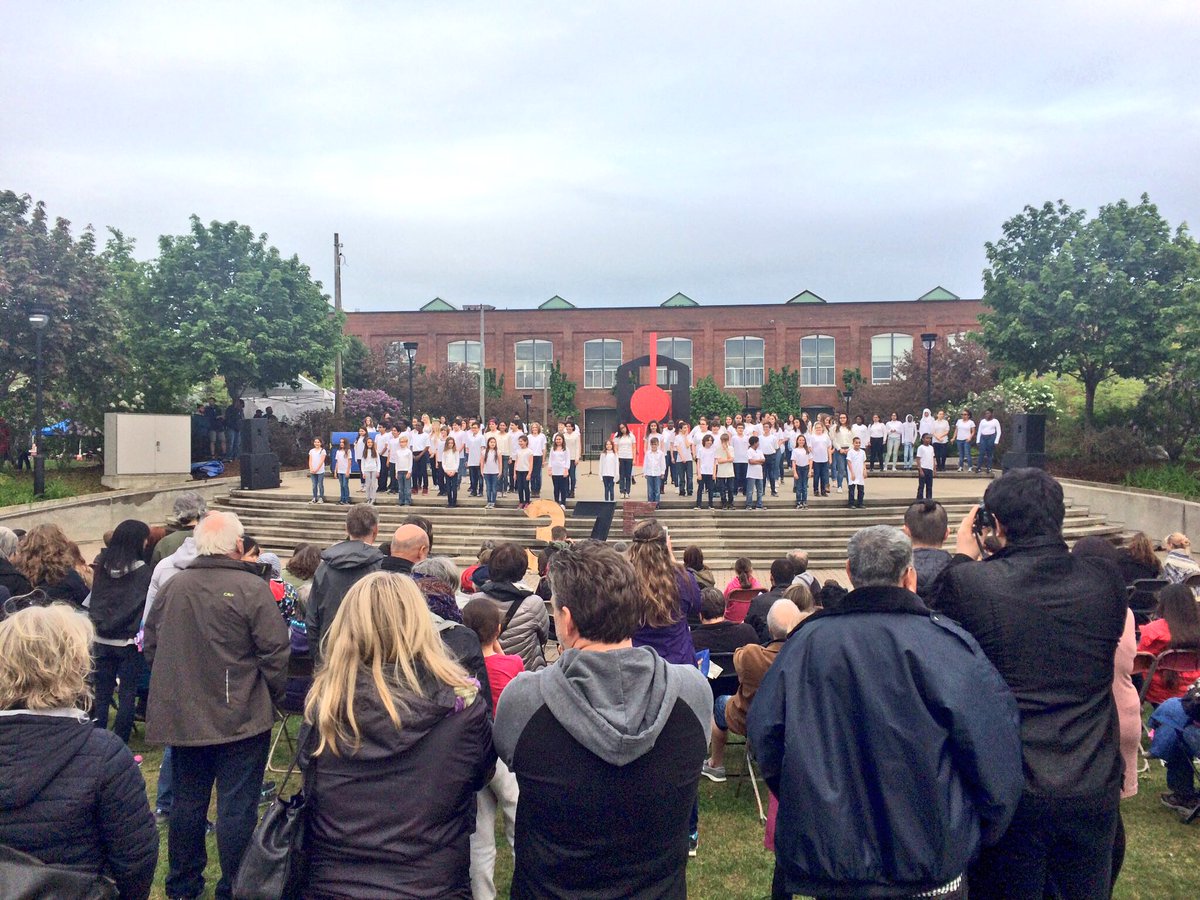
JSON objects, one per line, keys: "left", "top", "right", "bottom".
{"left": 202, "top": 397, "right": 224, "bottom": 458}
{"left": 0, "top": 526, "right": 32, "bottom": 598}
{"left": 12, "top": 523, "right": 89, "bottom": 607}
{"left": 87, "top": 519, "right": 153, "bottom": 744}
{"left": 494, "top": 541, "right": 710, "bottom": 897}
{"left": 0, "top": 605, "right": 158, "bottom": 900}
{"left": 301, "top": 574, "right": 494, "bottom": 899}
{"left": 704, "top": 598, "right": 802, "bottom": 783}
{"left": 306, "top": 504, "right": 383, "bottom": 656}
{"left": 469, "top": 542, "right": 549, "bottom": 671}
{"left": 787, "top": 549, "right": 818, "bottom": 592}
{"left": 931, "top": 410, "right": 951, "bottom": 471}
{"left": 751, "top": 526, "right": 1023, "bottom": 899}
{"left": 152, "top": 491, "right": 208, "bottom": 565}
{"left": 975, "top": 408, "right": 1001, "bottom": 473}
{"left": 683, "top": 545, "right": 716, "bottom": 591}
{"left": 929, "top": 469, "right": 1127, "bottom": 898}
{"left": 223, "top": 398, "right": 244, "bottom": 460}
{"left": 690, "top": 586, "right": 759, "bottom": 654}
{"left": 724, "top": 556, "right": 764, "bottom": 598}
{"left": 1162, "top": 532, "right": 1200, "bottom": 586}
{"left": 144, "top": 510, "right": 289, "bottom": 900}
{"left": 1137, "top": 583, "right": 1200, "bottom": 705}
{"left": 904, "top": 499, "right": 951, "bottom": 599}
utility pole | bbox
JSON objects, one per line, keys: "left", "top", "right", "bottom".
{"left": 333, "top": 233, "right": 344, "bottom": 418}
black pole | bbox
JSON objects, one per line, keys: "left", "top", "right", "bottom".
{"left": 33, "top": 329, "right": 45, "bottom": 497}
{"left": 406, "top": 357, "right": 415, "bottom": 419}
{"left": 925, "top": 345, "right": 933, "bottom": 411}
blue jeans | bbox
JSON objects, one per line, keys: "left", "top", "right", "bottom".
{"left": 530, "top": 457, "right": 542, "bottom": 496}
{"left": 812, "top": 460, "right": 830, "bottom": 493}
{"left": 744, "top": 477, "right": 763, "bottom": 508}
{"left": 832, "top": 451, "right": 848, "bottom": 487}
{"left": 310, "top": 473, "right": 324, "bottom": 500}
{"left": 619, "top": 458, "right": 633, "bottom": 495}
{"left": 483, "top": 472, "right": 498, "bottom": 505}
{"left": 885, "top": 435, "right": 901, "bottom": 468}
{"left": 713, "top": 695, "right": 732, "bottom": 731}
{"left": 569, "top": 460, "right": 577, "bottom": 495}
{"left": 603, "top": 476, "right": 615, "bottom": 502}
{"left": 647, "top": 475, "right": 662, "bottom": 503}
{"left": 676, "top": 460, "right": 694, "bottom": 495}
{"left": 794, "top": 466, "right": 809, "bottom": 503}
{"left": 337, "top": 473, "right": 350, "bottom": 503}
{"left": 396, "top": 472, "right": 412, "bottom": 505}
{"left": 225, "top": 427, "right": 240, "bottom": 458}
{"left": 167, "top": 730, "right": 271, "bottom": 900}
{"left": 978, "top": 434, "right": 996, "bottom": 470}
{"left": 903, "top": 441, "right": 914, "bottom": 469}
{"left": 957, "top": 438, "right": 973, "bottom": 469}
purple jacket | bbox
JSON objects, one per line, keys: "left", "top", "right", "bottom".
{"left": 633, "top": 568, "right": 702, "bottom": 665}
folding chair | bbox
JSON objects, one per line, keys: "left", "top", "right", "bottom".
{"left": 267, "top": 653, "right": 314, "bottom": 775}
{"left": 1132, "top": 651, "right": 1157, "bottom": 773}
{"left": 724, "top": 588, "right": 762, "bottom": 624}
{"left": 729, "top": 736, "right": 767, "bottom": 824}
{"left": 1128, "top": 579, "right": 1167, "bottom": 629}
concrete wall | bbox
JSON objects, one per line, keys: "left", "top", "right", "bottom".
{"left": 1061, "top": 478, "right": 1200, "bottom": 542}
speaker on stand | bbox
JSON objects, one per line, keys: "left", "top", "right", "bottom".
{"left": 239, "top": 419, "right": 280, "bottom": 489}
{"left": 1000, "top": 413, "right": 1046, "bottom": 470}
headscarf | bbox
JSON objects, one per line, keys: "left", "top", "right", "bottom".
{"left": 919, "top": 408, "right": 935, "bottom": 436}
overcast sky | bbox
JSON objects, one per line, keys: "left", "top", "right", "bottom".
{"left": 4, "top": 1, "right": 1197, "bottom": 310}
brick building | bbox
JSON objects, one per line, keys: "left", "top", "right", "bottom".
{"left": 344, "top": 287, "right": 983, "bottom": 444}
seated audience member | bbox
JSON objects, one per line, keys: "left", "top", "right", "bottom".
{"left": 12, "top": 523, "right": 90, "bottom": 607}
{"left": 703, "top": 599, "right": 803, "bottom": 783}
{"left": 469, "top": 542, "right": 549, "bottom": 671}
{"left": 783, "top": 582, "right": 817, "bottom": 619}
{"left": 494, "top": 541, "right": 710, "bottom": 897}
{"left": 816, "top": 579, "right": 848, "bottom": 610}
{"left": 1138, "top": 583, "right": 1200, "bottom": 705}
{"left": 301, "top": 573, "right": 495, "bottom": 899}
{"left": 723, "top": 556, "right": 764, "bottom": 598}
{"left": 750, "top": 526, "right": 1023, "bottom": 899}
{"left": 683, "top": 545, "right": 716, "bottom": 590}
{"left": 462, "top": 597, "right": 523, "bottom": 900}
{"left": 464, "top": 541, "right": 496, "bottom": 597}
{"left": 1117, "top": 531, "right": 1162, "bottom": 585}
{"left": 691, "top": 586, "right": 759, "bottom": 654}
{"left": 400, "top": 513, "right": 435, "bottom": 551}
{"left": 745, "top": 558, "right": 797, "bottom": 643}
{"left": 0, "top": 604, "right": 158, "bottom": 900}
{"left": 0, "top": 526, "right": 32, "bottom": 598}
{"left": 1163, "top": 532, "right": 1200, "bottom": 590}
{"left": 151, "top": 491, "right": 207, "bottom": 565}
{"left": 903, "top": 499, "right": 951, "bottom": 598}
{"left": 282, "top": 542, "right": 322, "bottom": 602}
{"left": 1149, "top": 684, "right": 1200, "bottom": 816}
{"left": 787, "top": 549, "right": 817, "bottom": 592}
{"left": 258, "top": 552, "right": 300, "bottom": 621}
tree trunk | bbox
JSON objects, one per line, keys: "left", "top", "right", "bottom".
{"left": 1083, "top": 377, "right": 1097, "bottom": 427}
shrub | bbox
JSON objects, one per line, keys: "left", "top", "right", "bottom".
{"left": 1046, "top": 421, "right": 1151, "bottom": 483}
{"left": 1124, "top": 464, "right": 1200, "bottom": 500}
{"left": 343, "top": 388, "right": 404, "bottom": 423}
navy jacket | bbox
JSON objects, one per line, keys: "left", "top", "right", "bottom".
{"left": 748, "top": 586, "right": 1023, "bottom": 898}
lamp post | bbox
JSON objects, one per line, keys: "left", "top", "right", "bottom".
{"left": 28, "top": 308, "right": 50, "bottom": 498}
{"left": 920, "top": 333, "right": 937, "bottom": 411}
{"left": 522, "top": 393, "right": 532, "bottom": 424}
{"left": 402, "top": 341, "right": 418, "bottom": 420}
{"left": 842, "top": 388, "right": 854, "bottom": 420}
{"left": 462, "top": 304, "right": 495, "bottom": 421}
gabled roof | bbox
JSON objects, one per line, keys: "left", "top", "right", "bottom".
{"left": 539, "top": 295, "right": 575, "bottom": 310}
{"left": 917, "top": 286, "right": 960, "bottom": 301}
{"left": 420, "top": 297, "right": 457, "bottom": 312}
{"left": 786, "top": 290, "right": 826, "bottom": 304}
{"left": 661, "top": 292, "right": 698, "bottom": 307}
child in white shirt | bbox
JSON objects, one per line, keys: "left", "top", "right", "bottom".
{"left": 308, "top": 438, "right": 327, "bottom": 503}
{"left": 791, "top": 435, "right": 811, "bottom": 509}
{"left": 745, "top": 436, "right": 765, "bottom": 510}
{"left": 916, "top": 434, "right": 935, "bottom": 500}
{"left": 643, "top": 437, "right": 666, "bottom": 506}
{"left": 847, "top": 437, "right": 867, "bottom": 509}
{"left": 393, "top": 435, "right": 414, "bottom": 506}
{"left": 599, "top": 440, "right": 619, "bottom": 503}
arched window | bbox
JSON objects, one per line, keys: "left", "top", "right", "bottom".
{"left": 871, "top": 333, "right": 913, "bottom": 383}
{"left": 800, "top": 334, "right": 835, "bottom": 387}
{"left": 656, "top": 337, "right": 693, "bottom": 387}
{"left": 515, "top": 339, "right": 553, "bottom": 389}
{"left": 725, "top": 336, "right": 764, "bottom": 388}
{"left": 447, "top": 340, "right": 481, "bottom": 377}
{"left": 584, "top": 339, "right": 623, "bottom": 389}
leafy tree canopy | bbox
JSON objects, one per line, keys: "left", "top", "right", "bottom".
{"left": 548, "top": 360, "right": 578, "bottom": 421}
{"left": 691, "top": 375, "right": 741, "bottom": 421}
{"left": 761, "top": 366, "right": 802, "bottom": 418}
{"left": 980, "top": 195, "right": 1199, "bottom": 423}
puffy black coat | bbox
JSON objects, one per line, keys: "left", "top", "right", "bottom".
{"left": 0, "top": 712, "right": 158, "bottom": 899}
{"left": 35, "top": 569, "right": 90, "bottom": 607}
{"left": 0, "top": 558, "right": 31, "bottom": 600}
{"left": 301, "top": 673, "right": 495, "bottom": 899}
{"left": 87, "top": 558, "right": 152, "bottom": 640}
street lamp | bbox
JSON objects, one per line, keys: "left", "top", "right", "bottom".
{"left": 842, "top": 389, "right": 854, "bottom": 419}
{"left": 28, "top": 308, "right": 50, "bottom": 498}
{"left": 402, "top": 341, "right": 418, "bottom": 420}
{"left": 920, "top": 333, "right": 938, "bottom": 411}
{"left": 462, "top": 304, "right": 496, "bottom": 421}
{"left": 522, "top": 393, "right": 532, "bottom": 424}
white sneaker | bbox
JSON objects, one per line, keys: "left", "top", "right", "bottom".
{"left": 837, "top": 486, "right": 843, "bottom": 493}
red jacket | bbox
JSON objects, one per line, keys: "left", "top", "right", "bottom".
{"left": 1137, "top": 618, "right": 1200, "bottom": 705}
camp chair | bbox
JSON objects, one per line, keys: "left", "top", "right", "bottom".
{"left": 267, "top": 653, "right": 314, "bottom": 775}
{"left": 724, "top": 588, "right": 762, "bottom": 623}
{"left": 1129, "top": 579, "right": 1167, "bottom": 628}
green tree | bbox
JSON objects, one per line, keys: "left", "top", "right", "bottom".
{"left": 691, "top": 375, "right": 741, "bottom": 420}
{"left": 548, "top": 360, "right": 578, "bottom": 421}
{"left": 761, "top": 366, "right": 801, "bottom": 417}
{"left": 340, "top": 335, "right": 373, "bottom": 389}
{"left": 484, "top": 367, "right": 505, "bottom": 402}
{"left": 980, "top": 195, "right": 1199, "bottom": 424}
{"left": 134, "top": 217, "right": 344, "bottom": 405}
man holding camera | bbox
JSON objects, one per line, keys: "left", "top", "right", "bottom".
{"left": 929, "top": 468, "right": 1127, "bottom": 899}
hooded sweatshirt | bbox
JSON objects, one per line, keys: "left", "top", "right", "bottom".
{"left": 306, "top": 540, "right": 385, "bottom": 655}
{"left": 88, "top": 555, "right": 151, "bottom": 642}
{"left": 145, "top": 535, "right": 201, "bottom": 623}
{"left": 494, "top": 646, "right": 710, "bottom": 899}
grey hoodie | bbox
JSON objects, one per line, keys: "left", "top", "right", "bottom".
{"left": 495, "top": 645, "right": 710, "bottom": 767}
{"left": 144, "top": 535, "right": 201, "bottom": 623}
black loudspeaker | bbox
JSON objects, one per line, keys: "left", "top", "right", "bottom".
{"left": 1008, "top": 414, "right": 1045, "bottom": 454}
{"left": 240, "top": 452, "right": 281, "bottom": 490}
{"left": 242, "top": 418, "right": 271, "bottom": 454}
{"left": 1000, "top": 451, "right": 1046, "bottom": 470}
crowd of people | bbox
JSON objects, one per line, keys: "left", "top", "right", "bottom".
{"left": 306, "top": 406, "right": 1003, "bottom": 512}
{"left": 1, "top": 465, "right": 1199, "bottom": 898}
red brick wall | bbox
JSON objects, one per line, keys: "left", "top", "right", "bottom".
{"left": 345, "top": 300, "right": 984, "bottom": 411}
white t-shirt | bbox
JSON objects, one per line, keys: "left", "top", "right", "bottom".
{"left": 643, "top": 450, "right": 666, "bottom": 477}
{"left": 917, "top": 444, "right": 936, "bottom": 470}
{"left": 549, "top": 448, "right": 571, "bottom": 476}
{"left": 465, "top": 432, "right": 484, "bottom": 466}
{"left": 851, "top": 423, "right": 869, "bottom": 445}
{"left": 662, "top": 427, "right": 676, "bottom": 450}
{"left": 308, "top": 448, "right": 326, "bottom": 474}
{"left": 514, "top": 447, "right": 533, "bottom": 472}
{"left": 393, "top": 447, "right": 413, "bottom": 473}
{"left": 868, "top": 422, "right": 887, "bottom": 440}
{"left": 931, "top": 420, "right": 950, "bottom": 444}
{"left": 410, "top": 430, "right": 430, "bottom": 453}
{"left": 716, "top": 443, "right": 735, "bottom": 478}
{"left": 481, "top": 449, "right": 501, "bottom": 475}
{"left": 615, "top": 434, "right": 636, "bottom": 459}
{"left": 746, "top": 447, "right": 765, "bottom": 480}
{"left": 977, "top": 418, "right": 1001, "bottom": 442}
{"left": 508, "top": 430, "right": 526, "bottom": 456}
{"left": 759, "top": 432, "right": 778, "bottom": 455}
{"left": 334, "top": 448, "right": 353, "bottom": 475}
{"left": 808, "top": 433, "right": 832, "bottom": 464}
{"left": 791, "top": 446, "right": 811, "bottom": 468}
{"left": 441, "top": 449, "right": 459, "bottom": 476}
{"left": 359, "top": 453, "right": 380, "bottom": 476}
{"left": 731, "top": 434, "right": 750, "bottom": 464}
{"left": 697, "top": 445, "right": 717, "bottom": 476}
{"left": 955, "top": 419, "right": 976, "bottom": 441}
{"left": 674, "top": 434, "right": 693, "bottom": 462}
{"left": 847, "top": 448, "right": 866, "bottom": 485}
{"left": 599, "top": 452, "right": 619, "bottom": 478}
{"left": 526, "top": 432, "right": 547, "bottom": 456}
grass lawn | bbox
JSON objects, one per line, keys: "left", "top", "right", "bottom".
{"left": 0, "top": 462, "right": 108, "bottom": 507}
{"left": 127, "top": 723, "right": 1199, "bottom": 899}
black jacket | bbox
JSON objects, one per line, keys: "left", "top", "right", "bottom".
{"left": 928, "top": 535, "right": 1126, "bottom": 804}
{"left": 37, "top": 569, "right": 90, "bottom": 608}
{"left": 301, "top": 673, "right": 495, "bottom": 899}
{"left": 0, "top": 558, "right": 31, "bottom": 600}
{"left": 306, "top": 540, "right": 384, "bottom": 656}
{"left": 87, "top": 558, "right": 152, "bottom": 640}
{"left": 749, "top": 586, "right": 1023, "bottom": 898}
{"left": 0, "top": 712, "right": 158, "bottom": 899}
{"left": 746, "top": 585, "right": 788, "bottom": 643}
{"left": 912, "top": 547, "right": 951, "bottom": 600}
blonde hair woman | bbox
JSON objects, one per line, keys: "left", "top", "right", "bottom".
{"left": 301, "top": 572, "right": 494, "bottom": 899}
{"left": 0, "top": 605, "right": 158, "bottom": 898}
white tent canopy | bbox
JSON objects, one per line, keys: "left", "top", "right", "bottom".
{"left": 240, "top": 375, "right": 333, "bottom": 422}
